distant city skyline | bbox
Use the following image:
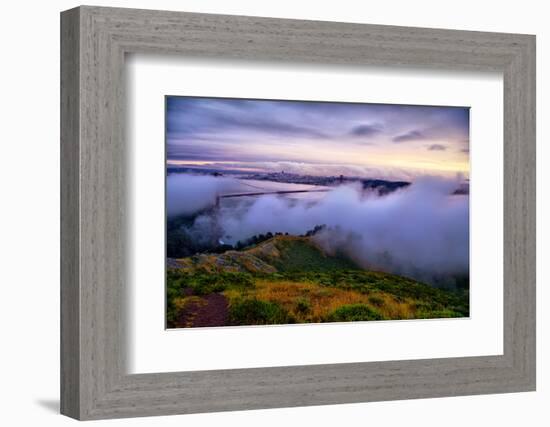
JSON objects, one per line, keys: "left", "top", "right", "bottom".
{"left": 166, "top": 96, "right": 469, "bottom": 180}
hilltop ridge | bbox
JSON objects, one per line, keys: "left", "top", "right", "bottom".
{"left": 167, "top": 235, "right": 358, "bottom": 274}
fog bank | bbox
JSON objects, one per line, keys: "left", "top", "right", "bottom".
{"left": 166, "top": 174, "right": 237, "bottom": 217}
{"left": 168, "top": 174, "right": 469, "bottom": 284}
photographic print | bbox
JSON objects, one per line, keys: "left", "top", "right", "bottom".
{"left": 165, "top": 96, "right": 470, "bottom": 329}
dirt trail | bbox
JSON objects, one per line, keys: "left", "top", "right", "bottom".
{"left": 177, "top": 293, "right": 229, "bottom": 328}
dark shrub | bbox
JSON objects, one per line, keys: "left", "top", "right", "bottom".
{"left": 229, "top": 299, "right": 289, "bottom": 325}
{"left": 167, "top": 271, "right": 254, "bottom": 295}
{"left": 324, "top": 304, "right": 385, "bottom": 322}
{"left": 295, "top": 297, "right": 312, "bottom": 314}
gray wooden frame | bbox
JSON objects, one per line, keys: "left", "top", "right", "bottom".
{"left": 60, "top": 5, "right": 536, "bottom": 421}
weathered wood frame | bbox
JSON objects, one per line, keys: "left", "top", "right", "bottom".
{"left": 60, "top": 5, "right": 536, "bottom": 420}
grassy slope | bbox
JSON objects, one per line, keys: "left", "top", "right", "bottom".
{"left": 167, "top": 235, "right": 469, "bottom": 327}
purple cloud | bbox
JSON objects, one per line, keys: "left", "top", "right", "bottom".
{"left": 349, "top": 123, "right": 383, "bottom": 137}
{"left": 166, "top": 97, "right": 470, "bottom": 169}
{"left": 428, "top": 144, "right": 446, "bottom": 151}
{"left": 393, "top": 130, "right": 426, "bottom": 143}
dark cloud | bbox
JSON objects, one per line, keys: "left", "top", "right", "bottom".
{"left": 349, "top": 123, "right": 383, "bottom": 137}
{"left": 167, "top": 142, "right": 266, "bottom": 163}
{"left": 167, "top": 144, "right": 223, "bottom": 161}
{"left": 166, "top": 96, "right": 329, "bottom": 142}
{"left": 392, "top": 130, "right": 426, "bottom": 143}
{"left": 427, "top": 144, "right": 446, "bottom": 151}
{"left": 212, "top": 113, "right": 329, "bottom": 139}
{"left": 461, "top": 148, "right": 470, "bottom": 154}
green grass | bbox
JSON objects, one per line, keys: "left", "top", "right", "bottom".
{"left": 167, "top": 269, "right": 254, "bottom": 295}
{"left": 324, "top": 304, "right": 385, "bottom": 322}
{"left": 166, "top": 270, "right": 255, "bottom": 326}
{"left": 228, "top": 299, "right": 291, "bottom": 325}
{"left": 269, "top": 270, "right": 469, "bottom": 317}
{"left": 166, "top": 235, "right": 469, "bottom": 327}
{"left": 167, "top": 268, "right": 469, "bottom": 326}
{"left": 268, "top": 238, "right": 359, "bottom": 272}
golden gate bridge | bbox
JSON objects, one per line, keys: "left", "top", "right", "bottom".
{"left": 214, "top": 185, "right": 330, "bottom": 207}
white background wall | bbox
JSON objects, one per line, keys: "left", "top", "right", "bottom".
{"left": 0, "top": 0, "right": 546, "bottom": 425}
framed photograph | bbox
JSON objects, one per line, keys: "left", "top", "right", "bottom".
{"left": 164, "top": 96, "right": 471, "bottom": 329}
{"left": 61, "top": 6, "right": 536, "bottom": 420}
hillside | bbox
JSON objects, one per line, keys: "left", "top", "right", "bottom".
{"left": 168, "top": 235, "right": 357, "bottom": 274}
{"left": 166, "top": 235, "right": 469, "bottom": 328}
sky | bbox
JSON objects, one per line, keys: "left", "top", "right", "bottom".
{"left": 166, "top": 96, "right": 470, "bottom": 180}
